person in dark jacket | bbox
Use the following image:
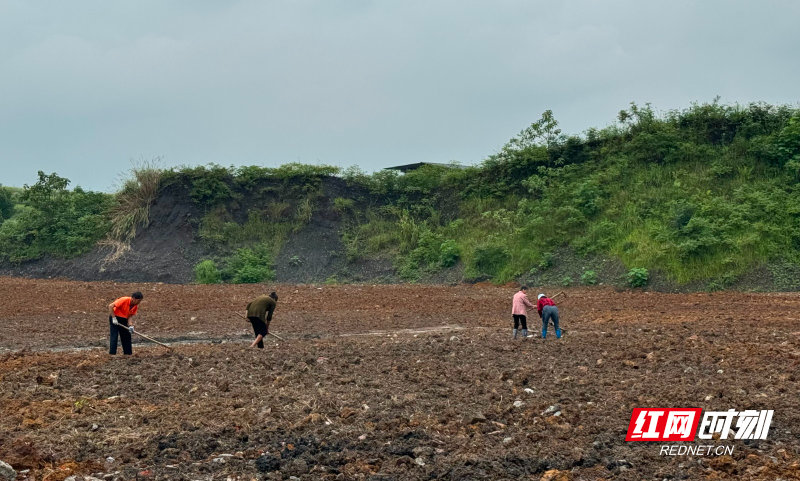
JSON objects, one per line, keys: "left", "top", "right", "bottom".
{"left": 537, "top": 293, "right": 561, "bottom": 339}
{"left": 245, "top": 292, "right": 278, "bottom": 348}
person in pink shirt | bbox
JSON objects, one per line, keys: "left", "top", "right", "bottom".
{"left": 511, "top": 286, "right": 535, "bottom": 339}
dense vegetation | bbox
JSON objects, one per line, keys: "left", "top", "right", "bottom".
{"left": 2, "top": 100, "right": 799, "bottom": 288}
{"left": 0, "top": 173, "right": 112, "bottom": 262}
{"left": 334, "top": 101, "right": 800, "bottom": 288}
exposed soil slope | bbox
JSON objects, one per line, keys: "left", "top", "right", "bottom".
{"left": 0, "top": 179, "right": 356, "bottom": 284}
{"left": 0, "top": 187, "right": 204, "bottom": 283}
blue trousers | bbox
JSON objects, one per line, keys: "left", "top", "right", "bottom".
{"left": 541, "top": 306, "right": 561, "bottom": 339}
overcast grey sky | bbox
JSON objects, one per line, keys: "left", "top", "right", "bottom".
{"left": 1, "top": 0, "right": 798, "bottom": 191}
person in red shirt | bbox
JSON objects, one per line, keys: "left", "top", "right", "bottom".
{"left": 107, "top": 291, "right": 144, "bottom": 355}
{"left": 537, "top": 293, "right": 561, "bottom": 339}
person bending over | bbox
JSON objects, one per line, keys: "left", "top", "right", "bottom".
{"left": 245, "top": 292, "right": 278, "bottom": 348}
{"left": 537, "top": 293, "right": 561, "bottom": 339}
{"left": 108, "top": 291, "right": 143, "bottom": 355}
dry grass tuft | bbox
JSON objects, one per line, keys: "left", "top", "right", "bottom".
{"left": 102, "top": 158, "right": 163, "bottom": 265}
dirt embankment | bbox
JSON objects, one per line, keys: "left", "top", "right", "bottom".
{"left": 0, "top": 178, "right": 367, "bottom": 284}
{"left": 1, "top": 279, "right": 800, "bottom": 480}
{"left": 0, "top": 185, "right": 203, "bottom": 283}
{"left": 2, "top": 174, "right": 799, "bottom": 291}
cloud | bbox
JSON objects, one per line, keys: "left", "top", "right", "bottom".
{"left": 0, "top": 0, "right": 798, "bottom": 190}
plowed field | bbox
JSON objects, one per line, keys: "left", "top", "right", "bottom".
{"left": 1, "top": 277, "right": 800, "bottom": 480}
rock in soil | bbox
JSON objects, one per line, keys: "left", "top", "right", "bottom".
{"left": 469, "top": 413, "right": 487, "bottom": 424}
{"left": 542, "top": 404, "right": 561, "bottom": 416}
{"left": 0, "top": 461, "right": 15, "bottom": 481}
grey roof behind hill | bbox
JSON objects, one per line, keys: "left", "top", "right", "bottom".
{"left": 384, "top": 162, "right": 469, "bottom": 172}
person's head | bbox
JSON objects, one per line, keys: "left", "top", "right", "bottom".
{"left": 269, "top": 291, "right": 278, "bottom": 302}
{"left": 131, "top": 291, "right": 144, "bottom": 306}
{"left": 538, "top": 293, "right": 545, "bottom": 300}
{"left": 520, "top": 285, "right": 529, "bottom": 292}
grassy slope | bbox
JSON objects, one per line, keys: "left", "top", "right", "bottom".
{"left": 2, "top": 101, "right": 800, "bottom": 289}
{"left": 343, "top": 101, "right": 800, "bottom": 288}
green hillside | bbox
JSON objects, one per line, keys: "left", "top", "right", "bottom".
{"left": 341, "top": 100, "right": 800, "bottom": 288}
{"left": 2, "top": 100, "right": 800, "bottom": 289}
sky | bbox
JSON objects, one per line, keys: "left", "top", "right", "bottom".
{"left": 1, "top": 0, "right": 798, "bottom": 191}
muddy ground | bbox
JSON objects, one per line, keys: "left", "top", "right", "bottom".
{"left": 1, "top": 278, "right": 800, "bottom": 480}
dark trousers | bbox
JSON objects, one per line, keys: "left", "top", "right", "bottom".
{"left": 109, "top": 316, "right": 132, "bottom": 355}
{"left": 249, "top": 317, "right": 267, "bottom": 349}
{"left": 512, "top": 314, "right": 528, "bottom": 330}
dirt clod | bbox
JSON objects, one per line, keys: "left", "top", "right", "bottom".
{"left": 540, "top": 468, "right": 570, "bottom": 481}
{"left": 255, "top": 455, "right": 280, "bottom": 473}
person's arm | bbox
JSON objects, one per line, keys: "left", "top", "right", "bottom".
{"left": 265, "top": 303, "right": 275, "bottom": 334}
{"left": 523, "top": 296, "right": 535, "bottom": 311}
{"left": 244, "top": 302, "right": 252, "bottom": 322}
{"left": 108, "top": 302, "right": 119, "bottom": 324}
{"left": 126, "top": 300, "right": 139, "bottom": 332}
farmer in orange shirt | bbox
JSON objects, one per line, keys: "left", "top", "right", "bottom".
{"left": 107, "top": 291, "right": 144, "bottom": 355}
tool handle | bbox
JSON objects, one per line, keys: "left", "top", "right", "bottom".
{"left": 232, "top": 310, "right": 286, "bottom": 341}
{"left": 132, "top": 330, "right": 172, "bottom": 349}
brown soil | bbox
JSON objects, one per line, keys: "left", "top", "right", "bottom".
{"left": 1, "top": 278, "right": 800, "bottom": 480}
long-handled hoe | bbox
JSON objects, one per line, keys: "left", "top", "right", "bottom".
{"left": 130, "top": 329, "right": 172, "bottom": 349}
{"left": 113, "top": 322, "right": 174, "bottom": 351}
{"left": 231, "top": 311, "right": 286, "bottom": 341}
